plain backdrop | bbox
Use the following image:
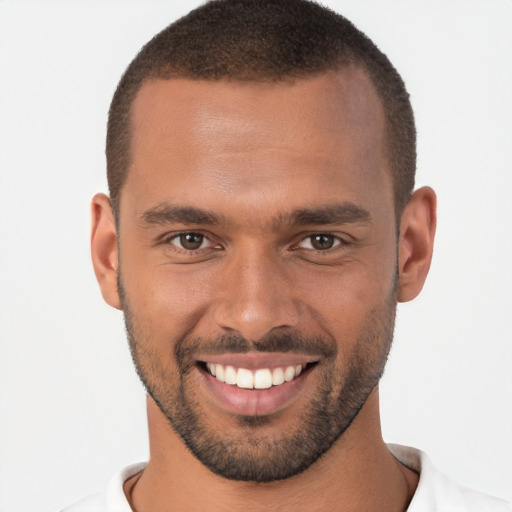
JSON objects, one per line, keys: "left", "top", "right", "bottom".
{"left": 0, "top": 1, "right": 511, "bottom": 510}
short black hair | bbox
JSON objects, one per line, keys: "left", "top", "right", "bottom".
{"left": 107, "top": 0, "right": 415, "bottom": 217}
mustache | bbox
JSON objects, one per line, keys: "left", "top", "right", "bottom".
{"left": 175, "top": 331, "right": 337, "bottom": 367}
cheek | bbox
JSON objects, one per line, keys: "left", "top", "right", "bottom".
{"left": 300, "top": 258, "right": 395, "bottom": 323}
{"left": 295, "top": 261, "right": 396, "bottom": 363}
{"left": 120, "top": 253, "right": 219, "bottom": 343}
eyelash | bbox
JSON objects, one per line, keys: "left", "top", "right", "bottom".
{"left": 162, "top": 232, "right": 219, "bottom": 252}
{"left": 161, "top": 231, "right": 350, "bottom": 253}
{"left": 295, "top": 233, "right": 348, "bottom": 251}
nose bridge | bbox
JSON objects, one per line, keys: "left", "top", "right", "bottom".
{"left": 213, "top": 241, "right": 299, "bottom": 340}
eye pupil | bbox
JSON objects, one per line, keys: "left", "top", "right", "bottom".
{"left": 180, "top": 233, "right": 203, "bottom": 250}
{"left": 311, "top": 234, "right": 334, "bottom": 250}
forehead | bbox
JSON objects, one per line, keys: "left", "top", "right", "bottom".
{"left": 130, "top": 67, "right": 385, "bottom": 156}
{"left": 125, "top": 69, "right": 391, "bottom": 222}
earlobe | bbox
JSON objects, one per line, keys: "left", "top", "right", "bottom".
{"left": 397, "top": 186, "right": 437, "bottom": 303}
{"left": 90, "top": 193, "right": 121, "bottom": 310}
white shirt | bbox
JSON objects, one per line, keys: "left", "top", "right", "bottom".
{"left": 60, "top": 445, "right": 511, "bottom": 512}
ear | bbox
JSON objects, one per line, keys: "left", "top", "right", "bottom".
{"left": 90, "top": 193, "right": 121, "bottom": 309}
{"left": 397, "top": 186, "right": 437, "bottom": 303}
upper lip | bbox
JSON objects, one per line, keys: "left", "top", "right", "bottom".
{"left": 196, "top": 352, "right": 320, "bottom": 370}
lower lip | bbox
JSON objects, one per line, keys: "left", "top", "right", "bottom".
{"left": 197, "top": 365, "right": 314, "bottom": 417}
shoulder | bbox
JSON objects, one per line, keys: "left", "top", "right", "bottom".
{"left": 388, "top": 444, "right": 511, "bottom": 512}
{"left": 58, "top": 463, "right": 146, "bottom": 512}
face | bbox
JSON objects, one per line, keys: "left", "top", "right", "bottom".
{"left": 116, "top": 69, "right": 399, "bottom": 482}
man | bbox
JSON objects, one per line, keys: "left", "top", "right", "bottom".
{"left": 60, "top": 0, "right": 510, "bottom": 510}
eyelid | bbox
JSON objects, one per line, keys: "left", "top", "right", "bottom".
{"left": 157, "top": 230, "right": 352, "bottom": 252}
{"left": 294, "top": 232, "right": 351, "bottom": 250}
{"left": 161, "top": 231, "right": 221, "bottom": 251}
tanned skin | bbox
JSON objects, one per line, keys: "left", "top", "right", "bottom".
{"left": 91, "top": 67, "right": 436, "bottom": 512}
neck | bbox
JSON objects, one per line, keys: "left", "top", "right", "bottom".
{"left": 125, "top": 388, "right": 418, "bottom": 512}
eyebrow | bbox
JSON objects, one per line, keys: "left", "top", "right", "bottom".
{"left": 285, "top": 203, "right": 371, "bottom": 226}
{"left": 140, "top": 203, "right": 227, "bottom": 226}
{"left": 139, "top": 201, "right": 371, "bottom": 228}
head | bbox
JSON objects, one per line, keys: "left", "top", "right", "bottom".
{"left": 92, "top": 0, "right": 436, "bottom": 483}
{"left": 106, "top": 0, "right": 416, "bottom": 220}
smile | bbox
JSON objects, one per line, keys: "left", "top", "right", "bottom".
{"left": 195, "top": 354, "right": 319, "bottom": 416}
{"left": 204, "top": 362, "right": 309, "bottom": 389}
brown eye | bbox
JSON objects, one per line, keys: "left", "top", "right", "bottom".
{"left": 179, "top": 233, "right": 204, "bottom": 250}
{"left": 310, "top": 234, "right": 336, "bottom": 250}
{"left": 297, "top": 234, "right": 342, "bottom": 251}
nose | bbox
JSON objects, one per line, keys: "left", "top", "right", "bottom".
{"left": 212, "top": 244, "right": 300, "bottom": 341}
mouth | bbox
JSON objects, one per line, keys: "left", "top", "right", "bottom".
{"left": 195, "top": 353, "right": 319, "bottom": 416}
{"left": 200, "top": 361, "right": 316, "bottom": 389}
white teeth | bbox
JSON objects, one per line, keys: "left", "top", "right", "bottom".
{"left": 224, "top": 365, "right": 237, "bottom": 385}
{"left": 272, "top": 367, "right": 285, "bottom": 385}
{"left": 237, "top": 368, "right": 254, "bottom": 389}
{"left": 206, "top": 362, "right": 216, "bottom": 376}
{"left": 254, "top": 369, "right": 272, "bottom": 389}
{"left": 284, "top": 366, "right": 296, "bottom": 382}
{"left": 205, "top": 363, "right": 310, "bottom": 389}
{"left": 215, "top": 364, "right": 225, "bottom": 382}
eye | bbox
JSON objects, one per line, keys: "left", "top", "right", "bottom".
{"left": 298, "top": 234, "right": 342, "bottom": 251}
{"left": 170, "top": 233, "right": 211, "bottom": 250}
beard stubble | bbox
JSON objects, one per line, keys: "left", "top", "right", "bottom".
{"left": 118, "top": 275, "right": 396, "bottom": 482}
